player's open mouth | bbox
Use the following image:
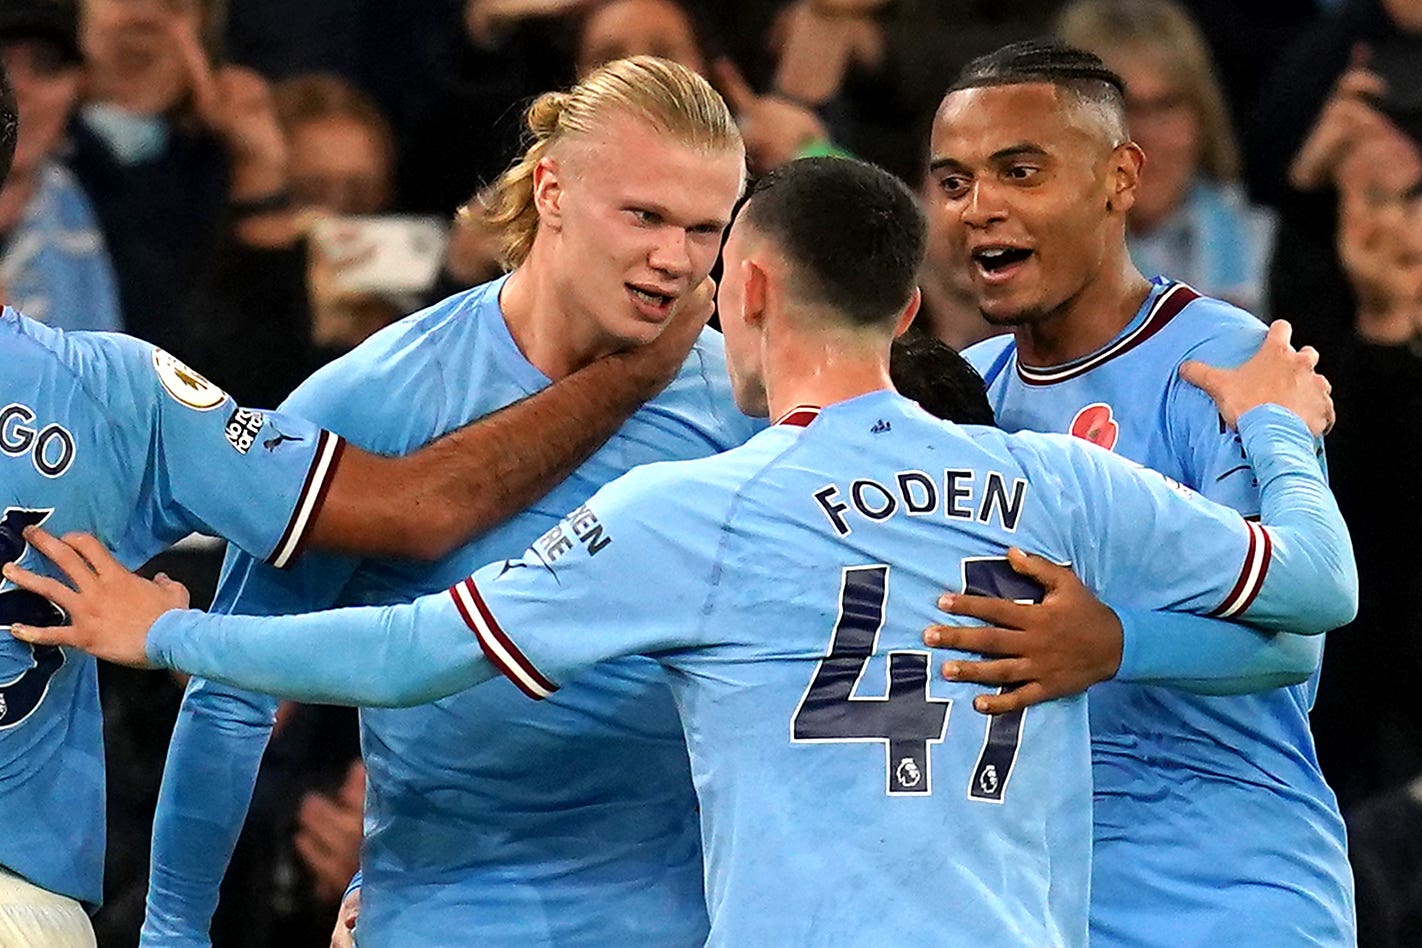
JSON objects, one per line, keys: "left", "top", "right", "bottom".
{"left": 971, "top": 246, "right": 1033, "bottom": 284}
{"left": 627, "top": 284, "right": 676, "bottom": 318}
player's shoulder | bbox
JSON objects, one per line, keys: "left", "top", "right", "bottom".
{"left": 284, "top": 281, "right": 499, "bottom": 432}
{"left": 645, "top": 326, "right": 767, "bottom": 449}
{"left": 1159, "top": 281, "right": 1267, "bottom": 368}
{"left": 961, "top": 332, "right": 1015, "bottom": 377}
{"left": 2, "top": 307, "right": 161, "bottom": 411}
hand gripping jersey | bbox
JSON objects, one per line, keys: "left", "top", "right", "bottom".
{"left": 966, "top": 279, "right": 1355, "bottom": 946}
{"left": 0, "top": 308, "right": 341, "bottom": 905}
{"left": 142, "top": 276, "right": 762, "bottom": 947}
{"left": 145, "top": 390, "right": 1354, "bottom": 947}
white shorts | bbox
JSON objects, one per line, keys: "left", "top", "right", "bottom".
{"left": 0, "top": 867, "right": 95, "bottom": 948}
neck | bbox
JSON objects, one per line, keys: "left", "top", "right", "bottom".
{"left": 763, "top": 314, "right": 895, "bottom": 422}
{"left": 1013, "top": 255, "right": 1153, "bottom": 367}
{"left": 498, "top": 246, "right": 619, "bottom": 380}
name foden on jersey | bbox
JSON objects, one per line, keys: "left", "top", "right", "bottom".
{"left": 813, "top": 468, "right": 1027, "bottom": 536}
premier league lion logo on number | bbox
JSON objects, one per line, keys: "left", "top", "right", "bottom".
{"left": 979, "top": 764, "right": 1000, "bottom": 796}
{"left": 896, "top": 757, "right": 922, "bottom": 789}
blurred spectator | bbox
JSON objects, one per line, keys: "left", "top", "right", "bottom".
{"left": 0, "top": 0, "right": 120, "bottom": 331}
{"left": 278, "top": 74, "right": 392, "bottom": 216}
{"left": 276, "top": 74, "right": 406, "bottom": 351}
{"left": 1232, "top": 0, "right": 1422, "bottom": 809}
{"left": 209, "top": 703, "right": 363, "bottom": 948}
{"left": 392, "top": 0, "right": 571, "bottom": 215}
{"left": 575, "top": 0, "right": 705, "bottom": 76}
{"left": 772, "top": 0, "right": 1059, "bottom": 181}
{"left": 1315, "top": 172, "right": 1422, "bottom": 808}
{"left": 1057, "top": 0, "right": 1276, "bottom": 313}
{"left": 1169, "top": 0, "right": 1318, "bottom": 134}
{"left": 1245, "top": 0, "right": 1422, "bottom": 353}
{"left": 187, "top": 72, "right": 407, "bottom": 406}
{"left": 71, "top": 0, "right": 286, "bottom": 356}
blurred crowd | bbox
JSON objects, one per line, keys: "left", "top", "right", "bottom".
{"left": 2, "top": 0, "right": 1420, "bottom": 944}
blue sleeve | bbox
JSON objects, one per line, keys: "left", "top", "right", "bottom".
{"left": 146, "top": 589, "right": 495, "bottom": 707}
{"left": 456, "top": 465, "right": 720, "bottom": 698}
{"left": 96, "top": 337, "right": 346, "bottom": 568}
{"left": 1111, "top": 322, "right": 1335, "bottom": 692}
{"left": 145, "top": 342, "right": 447, "bottom": 945}
{"left": 1112, "top": 608, "right": 1321, "bottom": 693}
{"left": 142, "top": 673, "right": 279, "bottom": 946}
{"left": 143, "top": 547, "right": 360, "bottom": 947}
{"left": 145, "top": 464, "right": 720, "bottom": 706}
{"left": 1037, "top": 404, "right": 1355, "bottom": 634}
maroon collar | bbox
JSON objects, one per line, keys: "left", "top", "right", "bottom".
{"left": 774, "top": 405, "right": 822, "bottom": 427}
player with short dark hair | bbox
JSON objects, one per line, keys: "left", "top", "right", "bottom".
{"left": 890, "top": 328, "right": 996, "bottom": 427}
{"left": 932, "top": 38, "right": 1356, "bottom": 946}
{"left": 10, "top": 157, "right": 1356, "bottom": 946}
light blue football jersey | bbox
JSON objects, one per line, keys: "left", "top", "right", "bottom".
{"left": 0, "top": 308, "right": 342, "bottom": 905}
{"left": 146, "top": 389, "right": 1351, "bottom": 946}
{"left": 144, "top": 275, "right": 762, "bottom": 946}
{"left": 966, "top": 279, "right": 1354, "bottom": 946}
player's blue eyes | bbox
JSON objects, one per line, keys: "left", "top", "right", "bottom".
{"left": 629, "top": 209, "right": 659, "bottom": 225}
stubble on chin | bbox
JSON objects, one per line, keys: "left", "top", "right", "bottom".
{"left": 979, "top": 304, "right": 1045, "bottom": 328}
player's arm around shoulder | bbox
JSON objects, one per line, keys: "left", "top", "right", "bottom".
{"left": 1179, "top": 321, "right": 1357, "bottom": 633}
{"left": 299, "top": 278, "right": 725, "bottom": 561}
{"left": 1164, "top": 307, "right": 1274, "bottom": 510}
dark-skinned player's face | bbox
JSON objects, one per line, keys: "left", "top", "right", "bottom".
{"left": 928, "top": 83, "right": 1131, "bottom": 326}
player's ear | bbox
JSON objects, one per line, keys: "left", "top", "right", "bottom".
{"left": 532, "top": 156, "right": 564, "bottom": 230}
{"left": 742, "top": 259, "right": 767, "bottom": 329}
{"left": 1107, "top": 142, "right": 1145, "bottom": 215}
{"left": 893, "top": 288, "right": 922, "bottom": 338}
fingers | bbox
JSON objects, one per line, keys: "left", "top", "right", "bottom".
{"left": 1266, "top": 318, "right": 1294, "bottom": 350}
{"left": 923, "top": 623, "right": 1021, "bottom": 656}
{"left": 940, "top": 657, "right": 1029, "bottom": 686}
{"left": 152, "top": 574, "right": 193, "bottom": 610}
{"left": 63, "top": 532, "right": 122, "bottom": 578}
{"left": 972, "top": 682, "right": 1049, "bottom": 716}
{"left": 1177, "top": 359, "right": 1219, "bottom": 396}
{"left": 711, "top": 56, "right": 757, "bottom": 117}
{"left": 168, "top": 18, "right": 220, "bottom": 123}
{"left": 1298, "top": 345, "right": 1320, "bottom": 370}
{"left": 18, "top": 527, "right": 97, "bottom": 591}
{"left": 1005, "top": 547, "right": 1067, "bottom": 593}
{"left": 937, "top": 591, "right": 1033, "bottom": 629}
{"left": 1, "top": 562, "right": 77, "bottom": 615}
{"left": 8, "top": 621, "right": 77, "bottom": 648}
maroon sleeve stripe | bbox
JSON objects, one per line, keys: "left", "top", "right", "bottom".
{"left": 1211, "top": 521, "right": 1272, "bottom": 618}
{"left": 448, "top": 577, "right": 556, "bottom": 700}
{"left": 268, "top": 430, "right": 345, "bottom": 569}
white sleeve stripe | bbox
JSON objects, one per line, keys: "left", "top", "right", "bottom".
{"left": 1216, "top": 521, "right": 1271, "bottom": 618}
{"left": 451, "top": 579, "right": 555, "bottom": 700}
{"left": 269, "top": 430, "right": 343, "bottom": 569}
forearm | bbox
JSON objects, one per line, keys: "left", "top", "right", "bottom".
{"left": 1237, "top": 405, "right": 1358, "bottom": 632}
{"left": 142, "top": 680, "right": 279, "bottom": 947}
{"left": 307, "top": 350, "right": 673, "bottom": 561}
{"left": 1114, "top": 607, "right": 1322, "bottom": 694}
{"left": 145, "top": 596, "right": 495, "bottom": 707}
